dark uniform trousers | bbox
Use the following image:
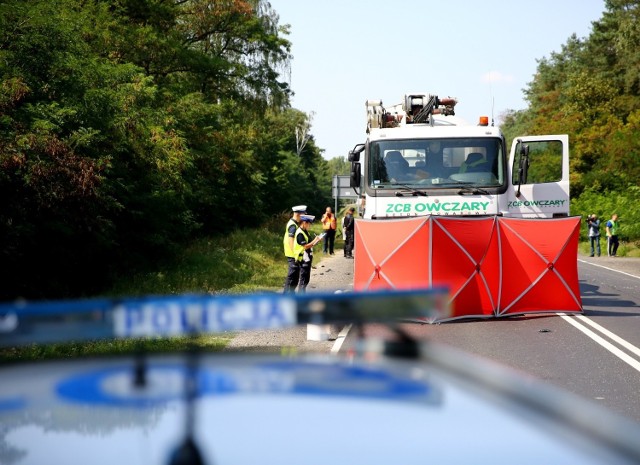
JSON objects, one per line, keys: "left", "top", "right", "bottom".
{"left": 283, "top": 257, "right": 300, "bottom": 292}
{"left": 299, "top": 261, "right": 312, "bottom": 292}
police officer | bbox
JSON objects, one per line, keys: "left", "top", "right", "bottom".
{"left": 293, "top": 214, "right": 322, "bottom": 293}
{"left": 283, "top": 205, "right": 307, "bottom": 292}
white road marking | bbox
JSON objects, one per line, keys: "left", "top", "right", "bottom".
{"left": 568, "top": 258, "right": 640, "bottom": 371}
{"left": 559, "top": 313, "right": 640, "bottom": 373}
{"left": 331, "top": 324, "right": 352, "bottom": 354}
{"left": 577, "top": 258, "right": 640, "bottom": 279}
{"left": 576, "top": 315, "right": 640, "bottom": 359}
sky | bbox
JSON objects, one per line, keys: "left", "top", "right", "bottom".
{"left": 267, "top": 0, "right": 606, "bottom": 159}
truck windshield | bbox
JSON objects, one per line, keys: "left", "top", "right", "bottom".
{"left": 368, "top": 138, "right": 505, "bottom": 190}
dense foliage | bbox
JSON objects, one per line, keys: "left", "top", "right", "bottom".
{"left": 4, "top": 1, "right": 639, "bottom": 300}
{"left": 500, "top": 0, "right": 640, "bottom": 241}
{"left": 0, "top": 0, "right": 336, "bottom": 299}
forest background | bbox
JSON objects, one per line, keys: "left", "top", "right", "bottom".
{"left": 1, "top": 0, "right": 639, "bottom": 301}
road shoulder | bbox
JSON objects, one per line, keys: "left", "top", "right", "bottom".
{"left": 578, "top": 254, "right": 640, "bottom": 278}
{"left": 224, "top": 253, "right": 355, "bottom": 352}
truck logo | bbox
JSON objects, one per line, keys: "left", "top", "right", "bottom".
{"left": 508, "top": 199, "right": 567, "bottom": 208}
{"left": 386, "top": 201, "right": 490, "bottom": 214}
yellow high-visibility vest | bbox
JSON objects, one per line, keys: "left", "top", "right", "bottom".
{"left": 283, "top": 218, "right": 299, "bottom": 258}
{"left": 293, "top": 228, "right": 310, "bottom": 263}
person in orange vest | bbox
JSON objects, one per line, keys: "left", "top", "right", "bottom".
{"left": 321, "top": 206, "right": 337, "bottom": 255}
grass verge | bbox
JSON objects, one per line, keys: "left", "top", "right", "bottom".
{"left": 579, "top": 240, "right": 640, "bottom": 257}
{"left": 2, "top": 214, "right": 340, "bottom": 361}
{"left": 0, "top": 335, "right": 233, "bottom": 363}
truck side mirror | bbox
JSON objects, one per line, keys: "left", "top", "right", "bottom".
{"left": 350, "top": 162, "right": 361, "bottom": 188}
{"left": 516, "top": 142, "right": 530, "bottom": 197}
{"left": 519, "top": 144, "right": 530, "bottom": 183}
{"left": 348, "top": 143, "right": 365, "bottom": 162}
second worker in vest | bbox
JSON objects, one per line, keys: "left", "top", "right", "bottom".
{"left": 321, "top": 206, "right": 337, "bottom": 255}
{"left": 606, "top": 213, "right": 620, "bottom": 257}
{"left": 294, "top": 214, "right": 323, "bottom": 292}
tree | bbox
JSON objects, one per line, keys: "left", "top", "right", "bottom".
{"left": 325, "top": 156, "right": 351, "bottom": 176}
{"left": 0, "top": 0, "right": 305, "bottom": 299}
{"left": 501, "top": 1, "right": 640, "bottom": 205}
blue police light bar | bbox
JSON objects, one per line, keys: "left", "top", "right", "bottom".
{"left": 0, "top": 288, "right": 449, "bottom": 347}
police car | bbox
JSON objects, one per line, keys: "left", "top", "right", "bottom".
{"left": 1, "top": 290, "right": 639, "bottom": 465}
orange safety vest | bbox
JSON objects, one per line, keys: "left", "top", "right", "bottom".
{"left": 322, "top": 213, "right": 337, "bottom": 230}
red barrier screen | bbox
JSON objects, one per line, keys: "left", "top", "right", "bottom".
{"left": 354, "top": 216, "right": 582, "bottom": 322}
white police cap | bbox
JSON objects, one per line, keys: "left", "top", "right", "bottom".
{"left": 300, "top": 214, "right": 315, "bottom": 223}
{"left": 292, "top": 205, "right": 307, "bottom": 213}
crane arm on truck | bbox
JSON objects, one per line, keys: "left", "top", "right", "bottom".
{"left": 366, "top": 94, "right": 459, "bottom": 131}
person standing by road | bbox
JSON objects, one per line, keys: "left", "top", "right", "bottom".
{"left": 321, "top": 206, "right": 337, "bottom": 255}
{"left": 587, "top": 214, "right": 601, "bottom": 257}
{"left": 294, "top": 214, "right": 323, "bottom": 292}
{"left": 606, "top": 213, "right": 620, "bottom": 257}
{"left": 283, "top": 205, "right": 307, "bottom": 293}
{"left": 343, "top": 207, "right": 355, "bottom": 259}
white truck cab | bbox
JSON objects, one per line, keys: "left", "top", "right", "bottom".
{"left": 349, "top": 94, "right": 569, "bottom": 220}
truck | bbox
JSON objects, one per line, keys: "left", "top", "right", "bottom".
{"left": 348, "top": 93, "right": 581, "bottom": 321}
{"left": 349, "top": 93, "right": 569, "bottom": 219}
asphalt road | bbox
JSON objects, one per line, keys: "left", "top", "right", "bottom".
{"left": 226, "top": 253, "right": 640, "bottom": 423}
{"left": 364, "top": 255, "right": 640, "bottom": 423}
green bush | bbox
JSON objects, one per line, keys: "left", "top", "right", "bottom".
{"left": 571, "top": 186, "right": 640, "bottom": 242}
